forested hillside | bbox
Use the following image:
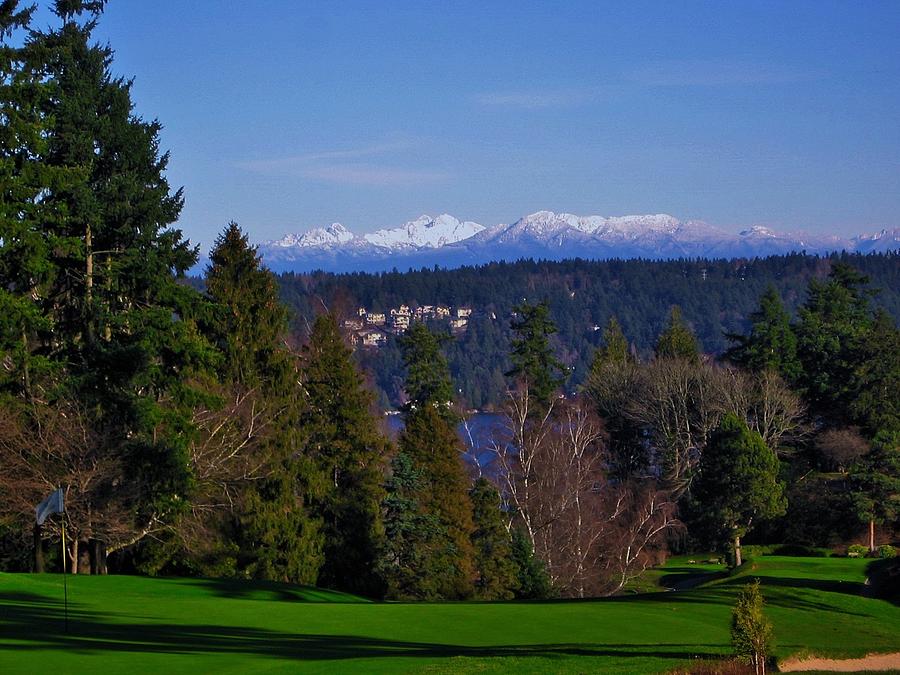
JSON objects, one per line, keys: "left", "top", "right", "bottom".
{"left": 277, "top": 253, "right": 900, "bottom": 409}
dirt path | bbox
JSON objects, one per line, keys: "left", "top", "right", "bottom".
{"left": 780, "top": 652, "right": 900, "bottom": 672}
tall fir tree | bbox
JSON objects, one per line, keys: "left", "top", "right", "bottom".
{"left": 655, "top": 305, "right": 700, "bottom": 362}
{"left": 203, "top": 222, "right": 322, "bottom": 584}
{"left": 849, "top": 430, "right": 900, "bottom": 552}
{"left": 794, "top": 262, "right": 877, "bottom": 427}
{"left": 507, "top": 300, "right": 567, "bottom": 406}
{"left": 384, "top": 322, "right": 476, "bottom": 599}
{"left": 592, "top": 316, "right": 631, "bottom": 368}
{"left": 469, "top": 477, "right": 519, "bottom": 600}
{"left": 300, "top": 313, "right": 388, "bottom": 597}
{"left": 397, "top": 405, "right": 476, "bottom": 599}
{"left": 398, "top": 322, "right": 455, "bottom": 414}
{"left": 0, "top": 1, "right": 216, "bottom": 567}
{"left": 725, "top": 286, "right": 801, "bottom": 381}
{"left": 586, "top": 316, "right": 646, "bottom": 479}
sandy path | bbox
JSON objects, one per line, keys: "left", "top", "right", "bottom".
{"left": 780, "top": 652, "right": 900, "bottom": 672}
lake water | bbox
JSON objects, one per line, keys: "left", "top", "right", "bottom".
{"left": 383, "top": 412, "right": 507, "bottom": 476}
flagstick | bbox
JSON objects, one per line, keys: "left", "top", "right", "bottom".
{"left": 61, "top": 518, "right": 68, "bottom": 633}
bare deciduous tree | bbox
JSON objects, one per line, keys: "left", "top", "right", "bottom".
{"left": 494, "top": 387, "right": 678, "bottom": 597}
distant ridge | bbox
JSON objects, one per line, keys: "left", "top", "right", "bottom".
{"left": 255, "top": 211, "right": 900, "bottom": 273}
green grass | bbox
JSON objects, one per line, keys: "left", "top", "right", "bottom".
{"left": 1, "top": 556, "right": 897, "bottom": 674}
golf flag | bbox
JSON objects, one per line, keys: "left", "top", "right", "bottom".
{"left": 35, "top": 488, "right": 64, "bottom": 525}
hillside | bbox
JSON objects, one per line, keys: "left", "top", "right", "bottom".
{"left": 276, "top": 252, "right": 900, "bottom": 409}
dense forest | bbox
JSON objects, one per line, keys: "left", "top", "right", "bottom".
{"left": 277, "top": 254, "right": 900, "bottom": 409}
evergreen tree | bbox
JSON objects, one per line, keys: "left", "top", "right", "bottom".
{"left": 593, "top": 316, "right": 631, "bottom": 367}
{"left": 849, "top": 431, "right": 900, "bottom": 552}
{"left": 851, "top": 309, "right": 900, "bottom": 437}
{"left": 300, "top": 313, "right": 388, "bottom": 597}
{"left": 399, "top": 322, "right": 455, "bottom": 414}
{"left": 510, "top": 527, "right": 552, "bottom": 599}
{"left": 655, "top": 306, "right": 700, "bottom": 362}
{"left": 0, "top": 2, "right": 216, "bottom": 565}
{"left": 389, "top": 323, "right": 475, "bottom": 598}
{"left": 692, "top": 414, "right": 786, "bottom": 567}
{"left": 508, "top": 300, "right": 566, "bottom": 406}
{"left": 725, "top": 286, "right": 801, "bottom": 381}
{"left": 586, "top": 316, "right": 646, "bottom": 479}
{"left": 396, "top": 405, "right": 476, "bottom": 599}
{"left": 470, "top": 477, "right": 518, "bottom": 600}
{"left": 795, "top": 263, "right": 876, "bottom": 426}
{"left": 378, "top": 451, "right": 443, "bottom": 599}
{"left": 205, "top": 222, "right": 289, "bottom": 387}
{"left": 203, "top": 222, "right": 322, "bottom": 584}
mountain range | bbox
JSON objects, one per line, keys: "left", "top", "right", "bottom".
{"left": 256, "top": 211, "right": 900, "bottom": 273}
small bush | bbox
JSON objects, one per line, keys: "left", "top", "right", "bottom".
{"left": 847, "top": 544, "right": 868, "bottom": 558}
{"left": 771, "top": 544, "right": 828, "bottom": 557}
{"left": 731, "top": 580, "right": 773, "bottom": 675}
{"left": 877, "top": 544, "right": 897, "bottom": 559}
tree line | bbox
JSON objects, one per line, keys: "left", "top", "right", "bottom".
{"left": 276, "top": 252, "right": 900, "bottom": 410}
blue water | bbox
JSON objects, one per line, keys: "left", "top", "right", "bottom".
{"left": 384, "top": 412, "right": 506, "bottom": 476}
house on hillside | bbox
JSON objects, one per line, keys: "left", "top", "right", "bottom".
{"left": 354, "top": 327, "right": 387, "bottom": 348}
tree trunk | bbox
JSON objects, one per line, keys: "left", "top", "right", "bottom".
{"left": 89, "top": 539, "right": 107, "bottom": 575}
{"left": 85, "top": 222, "right": 94, "bottom": 344}
{"left": 69, "top": 538, "right": 78, "bottom": 574}
{"left": 734, "top": 534, "right": 742, "bottom": 567}
{"left": 78, "top": 541, "right": 91, "bottom": 575}
{"left": 33, "top": 524, "right": 44, "bottom": 573}
{"left": 869, "top": 519, "right": 875, "bottom": 552}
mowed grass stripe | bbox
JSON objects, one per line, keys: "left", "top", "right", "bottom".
{"left": 1, "top": 556, "right": 897, "bottom": 674}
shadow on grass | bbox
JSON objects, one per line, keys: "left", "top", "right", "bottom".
{"left": 171, "top": 577, "right": 371, "bottom": 604}
{"left": 0, "top": 591, "right": 725, "bottom": 664}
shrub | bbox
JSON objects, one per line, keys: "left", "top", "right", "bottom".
{"left": 731, "top": 580, "right": 773, "bottom": 675}
{"left": 847, "top": 544, "right": 868, "bottom": 558}
{"left": 877, "top": 544, "right": 897, "bottom": 559}
{"left": 771, "top": 544, "right": 828, "bottom": 557}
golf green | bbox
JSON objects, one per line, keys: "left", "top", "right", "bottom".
{"left": 1, "top": 556, "right": 897, "bottom": 673}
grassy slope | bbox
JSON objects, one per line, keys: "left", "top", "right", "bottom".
{"left": 1, "top": 557, "right": 897, "bottom": 674}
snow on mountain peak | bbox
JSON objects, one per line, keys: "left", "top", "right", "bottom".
{"left": 269, "top": 222, "right": 353, "bottom": 248}
{"left": 364, "top": 213, "right": 485, "bottom": 249}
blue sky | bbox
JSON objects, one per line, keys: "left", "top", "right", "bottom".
{"left": 65, "top": 1, "right": 900, "bottom": 250}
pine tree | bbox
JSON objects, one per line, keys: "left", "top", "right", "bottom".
{"left": 655, "top": 306, "right": 700, "bottom": 362}
{"left": 795, "top": 263, "right": 876, "bottom": 426}
{"left": 300, "top": 313, "right": 388, "bottom": 597}
{"left": 586, "top": 316, "right": 647, "bottom": 478}
{"left": 0, "top": 2, "right": 217, "bottom": 566}
{"left": 510, "top": 527, "right": 552, "bottom": 599}
{"left": 379, "top": 451, "right": 443, "bottom": 599}
{"left": 203, "top": 222, "right": 322, "bottom": 584}
{"left": 508, "top": 300, "right": 567, "bottom": 406}
{"left": 387, "top": 324, "right": 476, "bottom": 598}
{"left": 470, "top": 477, "right": 518, "bottom": 600}
{"left": 206, "top": 222, "right": 289, "bottom": 387}
{"left": 849, "top": 430, "right": 900, "bottom": 552}
{"left": 692, "top": 414, "right": 786, "bottom": 567}
{"left": 397, "top": 405, "right": 475, "bottom": 599}
{"left": 725, "top": 286, "right": 801, "bottom": 381}
{"left": 399, "top": 322, "right": 455, "bottom": 414}
{"left": 592, "top": 316, "right": 631, "bottom": 367}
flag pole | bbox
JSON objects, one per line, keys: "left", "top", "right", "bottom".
{"left": 61, "top": 515, "right": 68, "bottom": 633}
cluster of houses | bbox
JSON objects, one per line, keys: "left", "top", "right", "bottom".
{"left": 343, "top": 304, "right": 473, "bottom": 348}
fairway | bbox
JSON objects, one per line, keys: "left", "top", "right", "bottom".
{"left": 1, "top": 557, "right": 898, "bottom": 674}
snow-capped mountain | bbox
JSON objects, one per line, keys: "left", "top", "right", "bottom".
{"left": 363, "top": 214, "right": 485, "bottom": 249}
{"left": 255, "top": 211, "right": 899, "bottom": 273}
